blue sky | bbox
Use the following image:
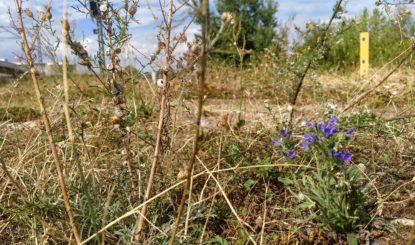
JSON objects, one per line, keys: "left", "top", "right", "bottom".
{"left": 0, "top": 0, "right": 378, "bottom": 64}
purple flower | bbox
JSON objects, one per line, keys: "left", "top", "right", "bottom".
{"left": 304, "top": 133, "right": 318, "bottom": 142}
{"left": 334, "top": 151, "right": 352, "bottom": 164}
{"left": 319, "top": 122, "right": 337, "bottom": 138}
{"left": 279, "top": 129, "right": 292, "bottom": 137}
{"left": 305, "top": 121, "right": 313, "bottom": 127}
{"left": 272, "top": 138, "right": 282, "bottom": 144}
{"left": 329, "top": 116, "right": 339, "bottom": 124}
{"left": 286, "top": 150, "right": 296, "bottom": 159}
{"left": 345, "top": 129, "right": 354, "bottom": 136}
{"left": 303, "top": 133, "right": 318, "bottom": 149}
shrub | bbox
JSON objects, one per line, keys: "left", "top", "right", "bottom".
{"left": 274, "top": 117, "right": 371, "bottom": 241}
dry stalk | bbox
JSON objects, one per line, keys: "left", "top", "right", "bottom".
{"left": 13, "top": 0, "right": 81, "bottom": 243}
{"left": 134, "top": 0, "right": 174, "bottom": 241}
{"left": 101, "top": 4, "right": 137, "bottom": 202}
{"left": 61, "top": 0, "right": 73, "bottom": 142}
{"left": 169, "top": 1, "right": 208, "bottom": 243}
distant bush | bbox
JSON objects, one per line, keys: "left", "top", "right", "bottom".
{"left": 298, "top": 8, "right": 415, "bottom": 71}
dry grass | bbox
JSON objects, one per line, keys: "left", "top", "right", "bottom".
{"left": 0, "top": 63, "right": 414, "bottom": 244}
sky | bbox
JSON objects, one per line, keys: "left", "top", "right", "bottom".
{"left": 0, "top": 0, "right": 379, "bottom": 65}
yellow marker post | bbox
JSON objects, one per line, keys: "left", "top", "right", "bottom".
{"left": 360, "top": 32, "right": 369, "bottom": 78}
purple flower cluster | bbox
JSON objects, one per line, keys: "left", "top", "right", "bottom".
{"left": 274, "top": 116, "right": 355, "bottom": 164}
{"left": 273, "top": 129, "right": 295, "bottom": 159}
{"left": 303, "top": 133, "right": 318, "bottom": 149}
{"left": 306, "top": 117, "right": 354, "bottom": 164}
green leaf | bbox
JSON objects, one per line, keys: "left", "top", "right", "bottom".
{"left": 346, "top": 232, "right": 358, "bottom": 245}
{"left": 212, "top": 235, "right": 229, "bottom": 245}
{"left": 243, "top": 179, "right": 256, "bottom": 190}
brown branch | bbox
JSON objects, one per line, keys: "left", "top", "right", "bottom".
{"left": 169, "top": 0, "right": 208, "bottom": 243}
{"left": 13, "top": 0, "right": 81, "bottom": 243}
{"left": 133, "top": 0, "right": 174, "bottom": 241}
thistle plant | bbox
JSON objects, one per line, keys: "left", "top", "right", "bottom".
{"left": 274, "top": 117, "right": 371, "bottom": 239}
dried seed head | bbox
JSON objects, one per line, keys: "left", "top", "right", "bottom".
{"left": 45, "top": 4, "right": 52, "bottom": 12}
{"left": 177, "top": 169, "right": 188, "bottom": 180}
{"left": 114, "top": 108, "right": 124, "bottom": 117}
{"left": 25, "top": 8, "right": 33, "bottom": 18}
{"left": 178, "top": 32, "right": 187, "bottom": 44}
{"left": 39, "top": 12, "right": 46, "bottom": 21}
{"left": 114, "top": 47, "right": 122, "bottom": 54}
{"left": 111, "top": 115, "right": 121, "bottom": 125}
{"left": 62, "top": 19, "right": 70, "bottom": 32}
{"left": 46, "top": 12, "right": 52, "bottom": 20}
{"left": 79, "top": 59, "right": 91, "bottom": 66}
{"left": 221, "top": 12, "right": 235, "bottom": 24}
{"left": 128, "top": 5, "right": 137, "bottom": 16}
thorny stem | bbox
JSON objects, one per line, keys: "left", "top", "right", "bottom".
{"left": 134, "top": 0, "right": 174, "bottom": 241}
{"left": 288, "top": 0, "right": 344, "bottom": 126}
{"left": 13, "top": 0, "right": 81, "bottom": 244}
{"left": 169, "top": 0, "right": 208, "bottom": 243}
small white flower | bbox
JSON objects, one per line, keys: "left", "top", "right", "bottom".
{"left": 298, "top": 192, "right": 305, "bottom": 201}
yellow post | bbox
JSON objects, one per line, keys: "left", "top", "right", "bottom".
{"left": 360, "top": 32, "right": 369, "bottom": 78}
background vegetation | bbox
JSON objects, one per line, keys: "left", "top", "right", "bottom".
{"left": 0, "top": 0, "right": 414, "bottom": 244}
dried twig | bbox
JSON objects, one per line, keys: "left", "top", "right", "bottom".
{"left": 134, "top": 0, "right": 175, "bottom": 241}
{"left": 13, "top": 0, "right": 81, "bottom": 243}
{"left": 169, "top": 1, "right": 208, "bottom": 243}
{"left": 61, "top": 0, "right": 74, "bottom": 141}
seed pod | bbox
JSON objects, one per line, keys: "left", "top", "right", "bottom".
{"left": 111, "top": 115, "right": 121, "bottom": 125}
{"left": 114, "top": 48, "right": 122, "bottom": 54}
{"left": 45, "top": 4, "right": 52, "bottom": 12}
{"left": 25, "top": 8, "right": 33, "bottom": 18}
{"left": 128, "top": 5, "right": 137, "bottom": 17}
{"left": 62, "top": 19, "right": 70, "bottom": 32}
{"left": 40, "top": 12, "right": 46, "bottom": 21}
{"left": 114, "top": 108, "right": 124, "bottom": 117}
{"left": 46, "top": 12, "right": 52, "bottom": 20}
